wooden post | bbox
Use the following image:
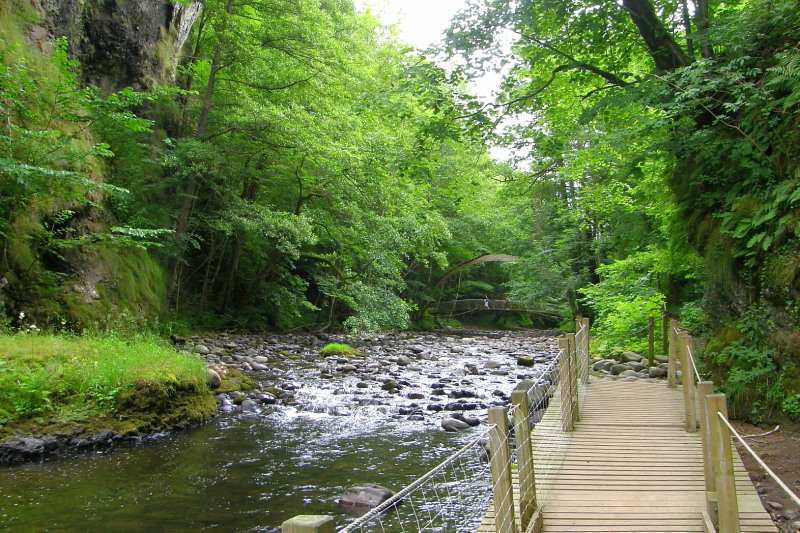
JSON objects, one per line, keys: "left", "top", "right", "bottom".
{"left": 281, "top": 516, "right": 334, "bottom": 533}
{"left": 581, "top": 317, "right": 590, "bottom": 383}
{"left": 680, "top": 331, "right": 697, "bottom": 432}
{"left": 698, "top": 381, "right": 718, "bottom": 526}
{"left": 566, "top": 333, "right": 579, "bottom": 424}
{"left": 512, "top": 385, "right": 537, "bottom": 529}
{"left": 662, "top": 307, "right": 669, "bottom": 355}
{"left": 706, "top": 394, "right": 740, "bottom": 533}
{"left": 647, "top": 317, "right": 655, "bottom": 366}
{"left": 488, "top": 407, "right": 516, "bottom": 533}
{"left": 558, "top": 337, "right": 574, "bottom": 432}
{"left": 667, "top": 319, "right": 678, "bottom": 388}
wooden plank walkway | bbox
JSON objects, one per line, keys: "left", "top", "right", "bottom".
{"left": 478, "top": 379, "right": 777, "bottom": 533}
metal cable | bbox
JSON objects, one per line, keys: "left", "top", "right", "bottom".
{"left": 337, "top": 426, "right": 495, "bottom": 532}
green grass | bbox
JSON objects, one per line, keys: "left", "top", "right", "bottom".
{"left": 318, "top": 343, "right": 365, "bottom": 357}
{"left": 0, "top": 332, "right": 208, "bottom": 432}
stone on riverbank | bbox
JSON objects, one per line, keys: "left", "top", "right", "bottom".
{"left": 620, "top": 351, "right": 643, "bottom": 363}
{"left": 441, "top": 417, "right": 470, "bottom": 431}
{"left": 340, "top": 484, "right": 396, "bottom": 510}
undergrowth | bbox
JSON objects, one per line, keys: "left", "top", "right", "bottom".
{"left": 0, "top": 332, "right": 208, "bottom": 434}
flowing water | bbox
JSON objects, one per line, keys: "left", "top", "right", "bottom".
{"left": 0, "top": 330, "right": 557, "bottom": 532}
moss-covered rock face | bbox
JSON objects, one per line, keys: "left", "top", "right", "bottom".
{"left": 0, "top": 379, "right": 217, "bottom": 463}
{"left": 114, "top": 380, "right": 217, "bottom": 433}
{"left": 704, "top": 327, "right": 743, "bottom": 356}
{"left": 213, "top": 369, "right": 259, "bottom": 395}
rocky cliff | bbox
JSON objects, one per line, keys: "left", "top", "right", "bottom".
{"left": 28, "top": 0, "right": 200, "bottom": 91}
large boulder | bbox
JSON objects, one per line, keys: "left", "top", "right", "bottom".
{"left": 620, "top": 351, "right": 643, "bottom": 363}
{"left": 340, "top": 484, "right": 395, "bottom": 509}
{"left": 610, "top": 364, "right": 631, "bottom": 376}
{"left": 441, "top": 418, "right": 470, "bottom": 431}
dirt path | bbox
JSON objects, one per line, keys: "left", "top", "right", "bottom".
{"left": 731, "top": 421, "right": 800, "bottom": 533}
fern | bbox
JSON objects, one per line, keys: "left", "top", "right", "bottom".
{"left": 766, "top": 50, "right": 800, "bottom": 109}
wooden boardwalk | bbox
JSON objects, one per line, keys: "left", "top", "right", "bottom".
{"left": 479, "top": 379, "right": 777, "bottom": 533}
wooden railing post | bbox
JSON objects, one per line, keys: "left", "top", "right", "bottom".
{"left": 282, "top": 516, "right": 334, "bottom": 533}
{"left": 488, "top": 406, "right": 516, "bottom": 533}
{"left": 575, "top": 317, "right": 590, "bottom": 384}
{"left": 662, "top": 307, "right": 669, "bottom": 355}
{"left": 647, "top": 317, "right": 655, "bottom": 366}
{"left": 679, "top": 331, "right": 697, "bottom": 432}
{"left": 512, "top": 384, "right": 537, "bottom": 530}
{"left": 558, "top": 337, "right": 574, "bottom": 432}
{"left": 667, "top": 319, "right": 678, "bottom": 388}
{"left": 706, "top": 394, "right": 740, "bottom": 533}
{"left": 566, "top": 332, "right": 579, "bottom": 423}
{"left": 698, "top": 381, "right": 718, "bottom": 526}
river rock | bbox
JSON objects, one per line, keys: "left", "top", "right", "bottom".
{"left": 517, "top": 355, "right": 536, "bottom": 366}
{"left": 484, "top": 360, "right": 502, "bottom": 369}
{"left": 441, "top": 417, "right": 470, "bottom": 431}
{"left": 648, "top": 366, "right": 667, "bottom": 378}
{"left": 620, "top": 351, "right": 643, "bottom": 363}
{"left": 451, "top": 413, "right": 480, "bottom": 426}
{"left": 610, "top": 364, "right": 631, "bottom": 375}
{"left": 629, "top": 362, "right": 645, "bottom": 372}
{"left": 206, "top": 369, "right": 222, "bottom": 389}
{"left": 0, "top": 436, "right": 45, "bottom": 458}
{"left": 396, "top": 356, "right": 412, "bottom": 366}
{"left": 593, "top": 359, "right": 614, "bottom": 371}
{"left": 340, "top": 484, "right": 395, "bottom": 509}
{"left": 195, "top": 344, "right": 210, "bottom": 355}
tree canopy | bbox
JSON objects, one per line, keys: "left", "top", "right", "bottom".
{"left": 1, "top": 0, "right": 799, "bottom": 417}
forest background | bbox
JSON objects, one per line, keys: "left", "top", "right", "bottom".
{"left": 1, "top": 0, "right": 799, "bottom": 424}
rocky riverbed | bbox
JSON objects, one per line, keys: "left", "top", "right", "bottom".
{"left": 196, "top": 329, "right": 562, "bottom": 429}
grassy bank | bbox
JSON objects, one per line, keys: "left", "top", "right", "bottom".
{"left": 0, "top": 332, "right": 216, "bottom": 441}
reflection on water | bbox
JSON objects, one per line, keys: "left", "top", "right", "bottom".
{"left": 0, "top": 412, "right": 486, "bottom": 532}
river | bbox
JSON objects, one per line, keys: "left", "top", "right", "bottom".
{"left": 0, "top": 330, "right": 557, "bottom": 532}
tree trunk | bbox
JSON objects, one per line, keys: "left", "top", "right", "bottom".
{"left": 694, "top": 0, "right": 715, "bottom": 59}
{"left": 167, "top": 0, "right": 235, "bottom": 307}
{"left": 681, "top": 0, "right": 695, "bottom": 60}
{"left": 622, "top": 0, "right": 691, "bottom": 71}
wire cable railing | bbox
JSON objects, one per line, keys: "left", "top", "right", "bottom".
{"left": 282, "top": 320, "right": 593, "bottom": 533}
{"left": 337, "top": 426, "right": 496, "bottom": 532}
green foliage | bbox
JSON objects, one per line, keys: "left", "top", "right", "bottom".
{"left": 678, "top": 301, "right": 707, "bottom": 333}
{"left": 706, "top": 307, "right": 781, "bottom": 417}
{"left": 783, "top": 394, "right": 800, "bottom": 420}
{"left": 318, "top": 343, "right": 364, "bottom": 357}
{"left": 579, "top": 252, "right": 665, "bottom": 351}
{"left": 0, "top": 332, "right": 208, "bottom": 431}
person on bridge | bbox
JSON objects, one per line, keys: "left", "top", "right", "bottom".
{"left": 505, "top": 294, "right": 510, "bottom": 309}
{"left": 484, "top": 296, "right": 490, "bottom": 309}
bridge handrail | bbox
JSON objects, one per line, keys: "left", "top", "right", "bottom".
{"left": 671, "top": 320, "right": 800, "bottom": 533}
{"left": 718, "top": 412, "right": 800, "bottom": 507}
{"left": 282, "top": 319, "right": 592, "bottom": 533}
{"left": 433, "top": 299, "right": 565, "bottom": 316}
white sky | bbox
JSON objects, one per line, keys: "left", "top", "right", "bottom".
{"left": 354, "top": 0, "right": 468, "bottom": 49}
